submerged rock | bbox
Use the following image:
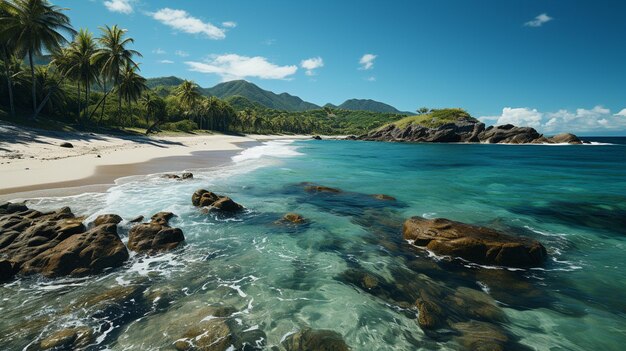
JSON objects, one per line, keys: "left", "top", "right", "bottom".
{"left": 162, "top": 172, "right": 194, "bottom": 180}
{"left": 303, "top": 183, "right": 342, "bottom": 193}
{"left": 278, "top": 213, "right": 307, "bottom": 224}
{"left": 371, "top": 194, "right": 396, "bottom": 201}
{"left": 402, "top": 217, "right": 547, "bottom": 267}
{"left": 192, "top": 189, "right": 244, "bottom": 213}
{"left": 0, "top": 204, "right": 129, "bottom": 279}
{"left": 128, "top": 212, "right": 184, "bottom": 254}
{"left": 93, "top": 214, "right": 123, "bottom": 227}
{"left": 40, "top": 327, "right": 93, "bottom": 350}
{"left": 282, "top": 328, "right": 350, "bottom": 351}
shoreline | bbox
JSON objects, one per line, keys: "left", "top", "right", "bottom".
{"left": 0, "top": 123, "right": 312, "bottom": 201}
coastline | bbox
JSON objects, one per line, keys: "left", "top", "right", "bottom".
{"left": 0, "top": 123, "right": 311, "bottom": 201}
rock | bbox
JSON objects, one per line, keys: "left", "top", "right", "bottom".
{"left": 128, "top": 212, "right": 184, "bottom": 254}
{"left": 550, "top": 133, "right": 582, "bottom": 144}
{"left": 162, "top": 172, "right": 193, "bottom": 180}
{"left": 20, "top": 222, "right": 129, "bottom": 277}
{"left": 282, "top": 328, "right": 350, "bottom": 351}
{"left": 174, "top": 319, "right": 232, "bottom": 351}
{"left": 93, "top": 214, "right": 123, "bottom": 226}
{"left": 478, "top": 124, "right": 542, "bottom": 144}
{"left": 59, "top": 142, "right": 74, "bottom": 148}
{"left": 402, "top": 217, "right": 547, "bottom": 268}
{"left": 0, "top": 205, "right": 129, "bottom": 279}
{"left": 448, "top": 287, "right": 506, "bottom": 323}
{"left": 372, "top": 194, "right": 396, "bottom": 201}
{"left": 416, "top": 299, "right": 445, "bottom": 330}
{"left": 129, "top": 215, "right": 144, "bottom": 223}
{"left": 452, "top": 321, "right": 509, "bottom": 351}
{"left": 40, "top": 327, "right": 93, "bottom": 350}
{"left": 312, "top": 135, "right": 322, "bottom": 140}
{"left": 303, "top": 184, "right": 342, "bottom": 193}
{"left": 192, "top": 189, "right": 244, "bottom": 213}
{"left": 0, "top": 259, "right": 14, "bottom": 282}
{"left": 279, "top": 213, "right": 307, "bottom": 224}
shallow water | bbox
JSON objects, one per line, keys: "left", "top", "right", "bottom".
{"left": 1, "top": 139, "right": 626, "bottom": 350}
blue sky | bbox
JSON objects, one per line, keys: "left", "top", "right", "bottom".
{"left": 62, "top": 0, "right": 626, "bottom": 135}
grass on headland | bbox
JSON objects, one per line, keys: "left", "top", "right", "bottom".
{"left": 388, "top": 108, "right": 477, "bottom": 129}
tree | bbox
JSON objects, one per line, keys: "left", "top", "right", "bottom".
{"left": 92, "top": 25, "right": 140, "bottom": 123}
{"left": 174, "top": 80, "right": 201, "bottom": 112}
{"left": 117, "top": 62, "right": 147, "bottom": 126}
{"left": 0, "top": 0, "right": 75, "bottom": 117}
{"left": 69, "top": 28, "right": 98, "bottom": 121}
{"left": 417, "top": 107, "right": 429, "bottom": 115}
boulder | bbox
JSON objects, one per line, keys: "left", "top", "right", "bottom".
{"left": 192, "top": 189, "right": 244, "bottom": 213}
{"left": 279, "top": 213, "right": 307, "bottom": 224}
{"left": 282, "top": 328, "right": 350, "bottom": 351}
{"left": 162, "top": 172, "right": 194, "bottom": 180}
{"left": 402, "top": 217, "right": 547, "bottom": 267}
{"left": 0, "top": 204, "right": 129, "bottom": 279}
{"left": 128, "top": 212, "right": 184, "bottom": 254}
{"left": 40, "top": 327, "right": 93, "bottom": 350}
{"left": 181, "top": 172, "right": 194, "bottom": 179}
{"left": 129, "top": 215, "right": 144, "bottom": 223}
{"left": 93, "top": 214, "right": 123, "bottom": 227}
{"left": 312, "top": 135, "right": 322, "bottom": 140}
{"left": 59, "top": 142, "right": 74, "bottom": 148}
{"left": 0, "top": 259, "right": 14, "bottom": 282}
{"left": 550, "top": 133, "right": 582, "bottom": 144}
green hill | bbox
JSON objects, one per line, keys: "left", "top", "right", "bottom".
{"left": 337, "top": 99, "right": 406, "bottom": 114}
{"left": 224, "top": 95, "right": 264, "bottom": 111}
{"left": 146, "top": 76, "right": 185, "bottom": 89}
{"left": 386, "top": 108, "right": 476, "bottom": 129}
{"left": 206, "top": 80, "right": 320, "bottom": 111}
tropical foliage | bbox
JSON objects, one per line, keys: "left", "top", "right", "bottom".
{"left": 0, "top": 1, "right": 410, "bottom": 135}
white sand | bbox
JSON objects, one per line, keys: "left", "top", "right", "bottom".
{"left": 0, "top": 122, "right": 310, "bottom": 197}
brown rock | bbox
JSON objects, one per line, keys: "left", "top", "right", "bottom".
{"left": 280, "top": 213, "right": 307, "bottom": 224}
{"left": 59, "top": 142, "right": 73, "bottom": 148}
{"left": 282, "top": 328, "right": 350, "bottom": 351}
{"left": 372, "top": 194, "right": 396, "bottom": 201}
{"left": 128, "top": 212, "right": 184, "bottom": 254}
{"left": 93, "top": 214, "right": 123, "bottom": 226}
{"left": 402, "top": 217, "right": 547, "bottom": 267}
{"left": 452, "top": 321, "right": 509, "bottom": 351}
{"left": 192, "top": 189, "right": 244, "bottom": 213}
{"left": 129, "top": 215, "right": 144, "bottom": 223}
{"left": 550, "top": 133, "right": 582, "bottom": 144}
{"left": 416, "top": 299, "right": 445, "bottom": 330}
{"left": 40, "top": 327, "right": 93, "bottom": 350}
{"left": 211, "top": 197, "right": 244, "bottom": 212}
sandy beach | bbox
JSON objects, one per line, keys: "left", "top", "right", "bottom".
{"left": 0, "top": 122, "right": 310, "bottom": 201}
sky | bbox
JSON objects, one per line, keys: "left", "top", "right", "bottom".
{"left": 59, "top": 0, "right": 626, "bottom": 135}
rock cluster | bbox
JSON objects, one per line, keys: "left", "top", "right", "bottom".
{"left": 402, "top": 217, "right": 547, "bottom": 268}
{"left": 0, "top": 203, "right": 128, "bottom": 280}
{"left": 128, "top": 212, "right": 185, "bottom": 254}
{"left": 358, "top": 118, "right": 583, "bottom": 144}
{"left": 162, "top": 172, "right": 194, "bottom": 180}
{"left": 192, "top": 189, "right": 244, "bottom": 213}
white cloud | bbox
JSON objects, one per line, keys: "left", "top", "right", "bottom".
{"left": 300, "top": 57, "right": 324, "bottom": 76}
{"left": 479, "top": 106, "right": 626, "bottom": 134}
{"left": 366, "top": 76, "right": 376, "bottom": 82}
{"left": 151, "top": 8, "right": 226, "bottom": 40}
{"left": 175, "top": 50, "right": 190, "bottom": 57}
{"left": 159, "top": 60, "right": 174, "bottom": 64}
{"left": 104, "top": 0, "right": 134, "bottom": 14}
{"left": 222, "top": 21, "right": 237, "bottom": 28}
{"left": 359, "top": 54, "right": 377, "bottom": 70}
{"left": 524, "top": 13, "right": 553, "bottom": 27}
{"left": 186, "top": 54, "right": 298, "bottom": 81}
{"left": 153, "top": 48, "right": 166, "bottom": 55}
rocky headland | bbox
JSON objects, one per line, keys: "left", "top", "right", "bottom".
{"left": 357, "top": 108, "right": 583, "bottom": 144}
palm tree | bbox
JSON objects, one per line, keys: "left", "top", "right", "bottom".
{"left": 174, "top": 80, "right": 201, "bottom": 113}
{"left": 33, "top": 65, "right": 64, "bottom": 115}
{"left": 0, "top": 0, "right": 75, "bottom": 117}
{"left": 92, "top": 25, "right": 140, "bottom": 122}
{"left": 69, "top": 29, "right": 98, "bottom": 121}
{"left": 117, "top": 63, "right": 146, "bottom": 126}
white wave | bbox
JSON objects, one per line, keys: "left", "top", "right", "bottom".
{"left": 231, "top": 140, "right": 303, "bottom": 163}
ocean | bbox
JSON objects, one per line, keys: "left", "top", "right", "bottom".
{"left": 1, "top": 138, "right": 625, "bottom": 350}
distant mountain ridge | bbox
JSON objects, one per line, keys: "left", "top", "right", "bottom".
{"left": 146, "top": 76, "right": 408, "bottom": 114}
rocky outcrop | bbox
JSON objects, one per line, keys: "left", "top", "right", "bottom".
{"left": 0, "top": 205, "right": 129, "bottom": 279}
{"left": 358, "top": 119, "right": 582, "bottom": 144}
{"left": 402, "top": 217, "right": 547, "bottom": 268}
{"left": 282, "top": 328, "right": 350, "bottom": 351}
{"left": 278, "top": 213, "right": 307, "bottom": 224}
{"left": 128, "top": 212, "right": 184, "bottom": 254}
{"left": 162, "top": 172, "right": 194, "bottom": 180}
{"left": 192, "top": 189, "right": 244, "bottom": 213}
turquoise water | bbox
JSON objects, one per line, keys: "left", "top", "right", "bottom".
{"left": 1, "top": 139, "right": 625, "bottom": 350}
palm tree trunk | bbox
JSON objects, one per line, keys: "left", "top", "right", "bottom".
{"left": 99, "top": 81, "right": 107, "bottom": 124}
{"left": 77, "top": 82, "right": 81, "bottom": 122}
{"left": 84, "top": 79, "right": 89, "bottom": 121}
{"left": 2, "top": 52, "right": 15, "bottom": 118}
{"left": 28, "top": 50, "right": 37, "bottom": 117}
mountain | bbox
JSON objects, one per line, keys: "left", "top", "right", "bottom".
{"left": 336, "top": 99, "right": 407, "bottom": 114}
{"left": 146, "top": 76, "right": 185, "bottom": 89}
{"left": 205, "top": 80, "right": 320, "bottom": 111}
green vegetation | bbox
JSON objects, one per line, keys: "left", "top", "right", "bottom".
{"left": 0, "top": 0, "right": 414, "bottom": 136}
{"left": 388, "top": 108, "right": 476, "bottom": 129}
